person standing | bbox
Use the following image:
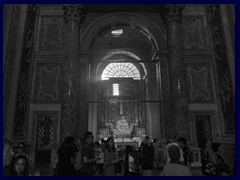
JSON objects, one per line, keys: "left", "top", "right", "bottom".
{"left": 57, "top": 136, "right": 77, "bottom": 176}
{"left": 104, "top": 137, "right": 117, "bottom": 176}
{"left": 124, "top": 145, "right": 137, "bottom": 176}
{"left": 176, "top": 137, "right": 190, "bottom": 166}
{"left": 161, "top": 145, "right": 192, "bottom": 176}
{"left": 94, "top": 141, "right": 104, "bottom": 176}
{"left": 8, "top": 155, "right": 30, "bottom": 176}
{"left": 140, "top": 136, "right": 155, "bottom": 176}
{"left": 3, "top": 139, "right": 14, "bottom": 176}
{"left": 80, "top": 131, "right": 101, "bottom": 176}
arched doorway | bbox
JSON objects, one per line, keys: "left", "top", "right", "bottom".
{"left": 83, "top": 16, "right": 166, "bottom": 144}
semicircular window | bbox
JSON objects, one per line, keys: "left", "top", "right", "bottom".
{"left": 101, "top": 63, "right": 141, "bottom": 80}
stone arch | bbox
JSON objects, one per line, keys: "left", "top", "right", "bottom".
{"left": 81, "top": 13, "right": 167, "bottom": 52}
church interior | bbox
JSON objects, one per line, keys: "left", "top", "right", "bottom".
{"left": 3, "top": 4, "right": 235, "bottom": 176}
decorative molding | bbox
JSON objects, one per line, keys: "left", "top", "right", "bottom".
{"left": 13, "top": 5, "right": 38, "bottom": 139}
{"left": 207, "top": 4, "right": 235, "bottom": 133}
{"left": 184, "top": 19, "right": 203, "bottom": 49}
{"left": 42, "top": 19, "right": 63, "bottom": 48}
{"left": 160, "top": 4, "right": 185, "bottom": 23}
{"left": 63, "top": 4, "right": 86, "bottom": 24}
{"left": 38, "top": 16, "right": 65, "bottom": 52}
{"left": 37, "top": 66, "right": 59, "bottom": 100}
{"left": 188, "top": 67, "right": 209, "bottom": 100}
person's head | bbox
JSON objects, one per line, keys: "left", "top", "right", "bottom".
{"left": 211, "top": 143, "right": 221, "bottom": 152}
{"left": 17, "top": 142, "right": 26, "bottom": 154}
{"left": 125, "top": 145, "right": 133, "bottom": 155}
{"left": 10, "top": 155, "right": 29, "bottom": 176}
{"left": 75, "top": 138, "right": 84, "bottom": 150}
{"left": 106, "top": 137, "right": 115, "bottom": 152}
{"left": 142, "top": 136, "right": 150, "bottom": 145}
{"left": 168, "top": 144, "right": 181, "bottom": 162}
{"left": 84, "top": 131, "right": 94, "bottom": 144}
{"left": 3, "top": 138, "right": 12, "bottom": 167}
{"left": 94, "top": 141, "right": 101, "bottom": 148}
{"left": 176, "top": 137, "right": 187, "bottom": 149}
{"left": 63, "top": 136, "right": 74, "bottom": 145}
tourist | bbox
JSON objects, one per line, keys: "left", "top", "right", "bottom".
{"left": 80, "top": 131, "right": 101, "bottom": 176}
{"left": 140, "top": 136, "right": 155, "bottom": 176}
{"left": 161, "top": 145, "right": 192, "bottom": 176}
{"left": 8, "top": 155, "right": 30, "bottom": 176}
{"left": 57, "top": 136, "right": 77, "bottom": 176}
{"left": 3, "top": 139, "right": 13, "bottom": 176}
{"left": 104, "top": 137, "right": 117, "bottom": 176}
{"left": 124, "top": 145, "right": 138, "bottom": 176}
{"left": 94, "top": 141, "right": 104, "bottom": 175}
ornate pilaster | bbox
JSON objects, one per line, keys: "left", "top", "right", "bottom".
{"left": 61, "top": 5, "right": 86, "bottom": 141}
{"left": 160, "top": 5, "right": 190, "bottom": 139}
{"left": 12, "top": 5, "right": 38, "bottom": 139}
{"left": 207, "top": 5, "right": 235, "bottom": 134}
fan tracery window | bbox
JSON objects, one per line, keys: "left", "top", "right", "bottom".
{"left": 101, "top": 63, "right": 141, "bottom": 80}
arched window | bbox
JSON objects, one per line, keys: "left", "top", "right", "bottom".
{"left": 101, "top": 63, "right": 141, "bottom": 80}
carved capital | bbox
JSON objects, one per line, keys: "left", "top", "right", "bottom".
{"left": 206, "top": 4, "right": 218, "bottom": 24}
{"left": 160, "top": 4, "right": 185, "bottom": 23}
{"left": 63, "top": 4, "right": 86, "bottom": 24}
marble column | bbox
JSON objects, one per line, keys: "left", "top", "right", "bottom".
{"left": 160, "top": 5, "right": 190, "bottom": 139}
{"left": 62, "top": 5, "right": 85, "bottom": 140}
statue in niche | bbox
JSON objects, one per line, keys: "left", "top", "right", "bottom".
{"left": 115, "top": 116, "right": 131, "bottom": 133}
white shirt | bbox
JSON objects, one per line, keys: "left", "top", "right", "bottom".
{"left": 165, "top": 143, "right": 184, "bottom": 163}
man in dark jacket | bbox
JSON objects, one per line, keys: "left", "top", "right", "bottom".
{"left": 140, "top": 136, "right": 155, "bottom": 176}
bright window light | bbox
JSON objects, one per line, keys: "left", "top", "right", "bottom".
{"left": 111, "top": 29, "right": 123, "bottom": 37}
{"left": 113, "top": 84, "right": 119, "bottom": 96}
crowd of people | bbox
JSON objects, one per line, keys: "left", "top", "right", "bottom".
{"left": 3, "top": 133, "right": 234, "bottom": 176}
